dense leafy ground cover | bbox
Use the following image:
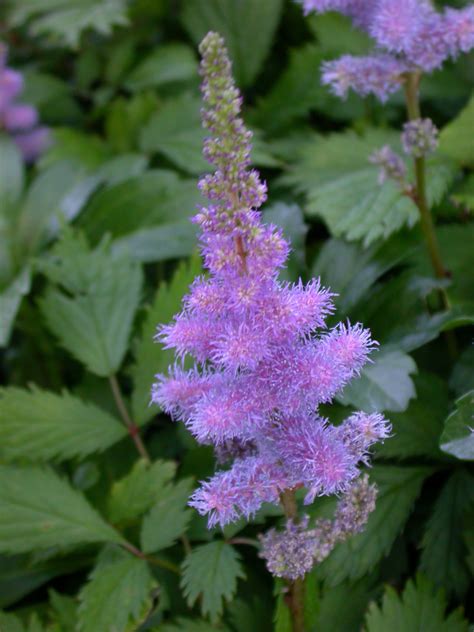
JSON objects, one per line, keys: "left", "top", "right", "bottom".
{"left": 0, "top": 1, "right": 473, "bottom": 630}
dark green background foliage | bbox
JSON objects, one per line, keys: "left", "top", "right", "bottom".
{"left": 0, "top": 0, "right": 473, "bottom": 630}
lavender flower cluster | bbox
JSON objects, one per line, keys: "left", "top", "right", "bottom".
{"left": 370, "top": 117, "right": 439, "bottom": 188}
{"left": 260, "top": 474, "right": 377, "bottom": 579}
{"left": 0, "top": 43, "right": 50, "bottom": 162}
{"left": 152, "top": 32, "right": 390, "bottom": 529}
{"left": 302, "top": 0, "right": 474, "bottom": 101}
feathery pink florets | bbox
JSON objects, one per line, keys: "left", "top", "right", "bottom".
{"left": 321, "top": 54, "right": 406, "bottom": 102}
{"left": 443, "top": 6, "right": 474, "bottom": 55}
{"left": 304, "top": 0, "right": 474, "bottom": 101}
{"left": 152, "top": 32, "right": 390, "bottom": 527}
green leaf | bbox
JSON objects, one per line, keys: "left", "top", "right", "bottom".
{"left": 21, "top": 71, "right": 82, "bottom": 126}
{"left": 141, "top": 479, "right": 194, "bottom": 553}
{"left": 0, "top": 268, "right": 31, "bottom": 347}
{"left": 139, "top": 95, "right": 209, "bottom": 175}
{"left": 139, "top": 95, "right": 273, "bottom": 176}
{"left": 308, "top": 12, "right": 372, "bottom": 55}
{"left": 316, "top": 575, "right": 377, "bottom": 632}
{"left": 81, "top": 170, "right": 202, "bottom": 243}
{"left": 131, "top": 256, "right": 201, "bottom": 424}
{"left": 107, "top": 459, "right": 176, "bottom": 525}
{"left": 450, "top": 346, "right": 474, "bottom": 397}
{"left": 38, "top": 231, "right": 142, "bottom": 376}
{"left": 126, "top": 44, "right": 198, "bottom": 92}
{"left": 355, "top": 269, "right": 472, "bottom": 353}
{"left": 78, "top": 547, "right": 155, "bottom": 632}
{"left": 439, "top": 92, "right": 474, "bottom": 167}
{"left": 26, "top": 613, "right": 45, "bottom": 632}
{"left": 181, "top": 541, "right": 245, "bottom": 623}
{"left": 338, "top": 350, "right": 417, "bottom": 413}
{"left": 364, "top": 574, "right": 469, "bottom": 632}
{"left": 0, "top": 386, "right": 127, "bottom": 462}
{"left": 41, "top": 128, "right": 110, "bottom": 169}
{"left": 439, "top": 391, "right": 474, "bottom": 460}
{"left": 376, "top": 373, "right": 448, "bottom": 460}
{"left": 312, "top": 232, "right": 419, "bottom": 316}
{"left": 0, "top": 135, "right": 24, "bottom": 210}
{"left": 8, "top": 0, "right": 129, "bottom": 48}
{"left": 227, "top": 594, "right": 273, "bottom": 632}
{"left": 252, "top": 45, "right": 327, "bottom": 133}
{"left": 274, "top": 579, "right": 292, "bottom": 632}
{"left": 17, "top": 161, "right": 98, "bottom": 256}
{"left": 181, "top": 0, "right": 283, "bottom": 87}
{"left": 49, "top": 589, "right": 77, "bottom": 631}
{"left": 0, "top": 465, "right": 122, "bottom": 553}
{"left": 0, "top": 551, "right": 91, "bottom": 608}
{"left": 0, "top": 612, "right": 24, "bottom": 632}
{"left": 155, "top": 619, "right": 230, "bottom": 632}
{"left": 452, "top": 173, "right": 474, "bottom": 211}
{"left": 105, "top": 92, "right": 158, "bottom": 153}
{"left": 319, "top": 466, "right": 431, "bottom": 585}
{"left": 94, "top": 153, "right": 149, "bottom": 188}
{"left": 409, "top": 224, "right": 474, "bottom": 304}
{"left": 283, "top": 130, "right": 455, "bottom": 246}
{"left": 111, "top": 222, "right": 197, "bottom": 263}
{"left": 420, "top": 470, "right": 474, "bottom": 597}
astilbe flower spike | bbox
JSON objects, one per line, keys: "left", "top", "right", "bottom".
{"left": 152, "top": 32, "right": 390, "bottom": 530}
{"left": 303, "top": 0, "right": 474, "bottom": 101}
{"left": 0, "top": 43, "right": 50, "bottom": 162}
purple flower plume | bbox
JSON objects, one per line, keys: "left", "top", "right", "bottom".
{"left": 302, "top": 0, "right": 474, "bottom": 101}
{"left": 0, "top": 42, "right": 50, "bottom": 162}
{"left": 152, "top": 32, "right": 390, "bottom": 528}
{"left": 321, "top": 54, "right": 406, "bottom": 102}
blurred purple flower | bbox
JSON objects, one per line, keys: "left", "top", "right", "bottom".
{"left": 0, "top": 43, "right": 51, "bottom": 162}
{"left": 302, "top": 0, "right": 474, "bottom": 100}
{"left": 321, "top": 54, "right": 406, "bottom": 101}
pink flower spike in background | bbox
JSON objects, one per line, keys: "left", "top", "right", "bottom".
{"left": 303, "top": 0, "right": 474, "bottom": 100}
{"left": 0, "top": 42, "right": 51, "bottom": 162}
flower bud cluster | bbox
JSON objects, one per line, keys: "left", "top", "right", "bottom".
{"left": 152, "top": 32, "right": 390, "bottom": 528}
{"left": 0, "top": 43, "right": 50, "bottom": 161}
{"left": 369, "top": 145, "right": 407, "bottom": 186}
{"left": 259, "top": 474, "right": 377, "bottom": 579}
{"left": 401, "top": 118, "right": 439, "bottom": 158}
{"left": 303, "top": 1, "right": 474, "bottom": 101}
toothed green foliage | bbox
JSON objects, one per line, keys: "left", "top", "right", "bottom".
{"left": 2, "top": 3, "right": 474, "bottom": 629}
{"left": 181, "top": 542, "right": 245, "bottom": 623}
{"left": 364, "top": 575, "right": 469, "bottom": 632}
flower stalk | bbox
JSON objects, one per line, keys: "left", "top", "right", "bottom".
{"left": 404, "top": 73, "right": 450, "bottom": 295}
{"left": 109, "top": 375, "right": 151, "bottom": 464}
{"left": 280, "top": 490, "right": 306, "bottom": 632}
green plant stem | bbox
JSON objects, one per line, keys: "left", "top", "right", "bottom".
{"left": 228, "top": 537, "right": 260, "bottom": 548}
{"left": 122, "top": 540, "right": 180, "bottom": 574}
{"left": 404, "top": 73, "right": 450, "bottom": 304}
{"left": 404, "top": 73, "right": 458, "bottom": 359}
{"left": 109, "top": 375, "right": 151, "bottom": 464}
{"left": 280, "top": 490, "right": 306, "bottom": 632}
